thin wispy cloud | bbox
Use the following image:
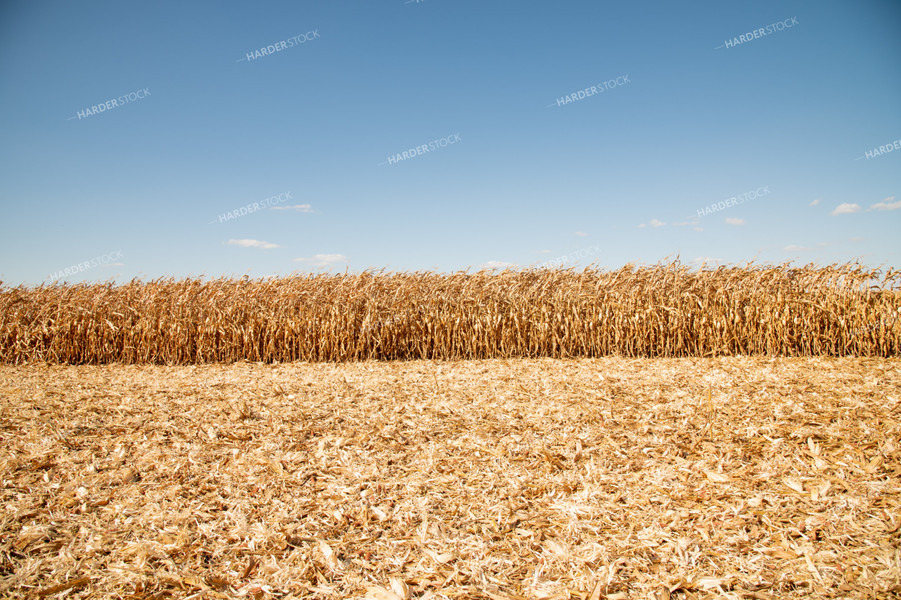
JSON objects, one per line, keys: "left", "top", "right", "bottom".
{"left": 831, "top": 203, "right": 861, "bottom": 216}
{"left": 293, "top": 253, "right": 348, "bottom": 267}
{"left": 227, "top": 239, "right": 280, "bottom": 249}
{"left": 271, "top": 204, "right": 315, "bottom": 213}
{"left": 868, "top": 196, "right": 900, "bottom": 211}
{"left": 574, "top": 231, "right": 588, "bottom": 237}
{"left": 649, "top": 219, "right": 665, "bottom": 228}
{"left": 809, "top": 198, "right": 821, "bottom": 206}
{"left": 783, "top": 245, "right": 810, "bottom": 252}
{"left": 725, "top": 217, "right": 745, "bottom": 225}
{"left": 481, "top": 260, "right": 516, "bottom": 270}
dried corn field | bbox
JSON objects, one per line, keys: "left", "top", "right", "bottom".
{"left": 1, "top": 358, "right": 900, "bottom": 598}
{"left": 1, "top": 263, "right": 900, "bottom": 364}
{"left": 2, "top": 265, "right": 900, "bottom": 598}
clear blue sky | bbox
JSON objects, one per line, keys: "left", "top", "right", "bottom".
{"left": 1, "top": 0, "right": 899, "bottom": 285}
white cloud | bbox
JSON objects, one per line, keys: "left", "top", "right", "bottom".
{"left": 293, "top": 253, "right": 348, "bottom": 267}
{"left": 725, "top": 217, "right": 745, "bottom": 225}
{"left": 868, "top": 196, "right": 900, "bottom": 211}
{"left": 537, "top": 249, "right": 551, "bottom": 255}
{"left": 673, "top": 219, "right": 699, "bottom": 227}
{"left": 228, "top": 239, "right": 280, "bottom": 249}
{"left": 831, "top": 203, "right": 861, "bottom": 215}
{"left": 783, "top": 245, "right": 810, "bottom": 252}
{"left": 649, "top": 219, "right": 666, "bottom": 227}
{"left": 809, "top": 198, "right": 821, "bottom": 206}
{"left": 637, "top": 223, "right": 646, "bottom": 228}
{"left": 271, "top": 204, "right": 315, "bottom": 213}
{"left": 480, "top": 261, "right": 516, "bottom": 270}
{"left": 689, "top": 256, "right": 722, "bottom": 266}
{"left": 574, "top": 231, "right": 588, "bottom": 237}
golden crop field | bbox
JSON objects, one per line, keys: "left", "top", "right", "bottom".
{"left": 1, "top": 358, "right": 899, "bottom": 599}
{"left": 1, "top": 263, "right": 900, "bottom": 365}
{"left": 1, "top": 265, "right": 899, "bottom": 598}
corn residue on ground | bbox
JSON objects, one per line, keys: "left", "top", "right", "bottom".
{"left": 1, "top": 357, "right": 899, "bottom": 598}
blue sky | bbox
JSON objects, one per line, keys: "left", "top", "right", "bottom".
{"left": 1, "top": 0, "right": 899, "bottom": 285}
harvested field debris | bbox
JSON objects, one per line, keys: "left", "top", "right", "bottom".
{"left": 1, "top": 357, "right": 899, "bottom": 598}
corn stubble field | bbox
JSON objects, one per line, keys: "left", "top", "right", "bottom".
{"left": 1, "top": 264, "right": 900, "bottom": 599}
